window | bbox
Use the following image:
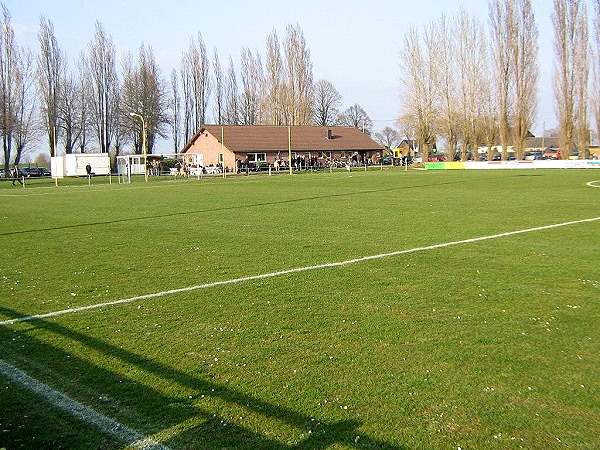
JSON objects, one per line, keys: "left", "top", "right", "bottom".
{"left": 319, "top": 151, "right": 332, "bottom": 159}
{"left": 247, "top": 153, "right": 267, "bottom": 163}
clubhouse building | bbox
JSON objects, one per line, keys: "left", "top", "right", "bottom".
{"left": 182, "top": 125, "right": 384, "bottom": 171}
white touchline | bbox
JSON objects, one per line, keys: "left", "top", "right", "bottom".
{"left": 1, "top": 216, "right": 599, "bottom": 327}
{"left": 0, "top": 181, "right": 199, "bottom": 197}
{"left": 587, "top": 180, "right": 600, "bottom": 188}
{"left": 0, "top": 359, "right": 169, "bottom": 450}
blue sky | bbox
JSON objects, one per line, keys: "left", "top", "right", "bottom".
{"left": 7, "top": 0, "right": 558, "bottom": 151}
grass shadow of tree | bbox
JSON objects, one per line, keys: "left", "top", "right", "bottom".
{"left": 0, "top": 306, "right": 407, "bottom": 449}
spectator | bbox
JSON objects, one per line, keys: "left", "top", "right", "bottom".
{"left": 11, "top": 166, "right": 22, "bottom": 186}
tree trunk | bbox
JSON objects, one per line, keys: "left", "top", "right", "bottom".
{"left": 421, "top": 142, "right": 430, "bottom": 162}
{"left": 14, "top": 144, "right": 24, "bottom": 166}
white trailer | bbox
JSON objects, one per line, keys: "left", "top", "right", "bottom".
{"left": 51, "top": 153, "right": 111, "bottom": 178}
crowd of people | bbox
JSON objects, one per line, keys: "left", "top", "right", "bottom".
{"left": 234, "top": 153, "right": 381, "bottom": 173}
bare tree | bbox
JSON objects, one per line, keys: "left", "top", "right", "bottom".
{"left": 480, "top": 52, "right": 499, "bottom": 161}
{"left": 180, "top": 61, "right": 193, "bottom": 143}
{"left": 185, "top": 33, "right": 210, "bottom": 129}
{"left": 338, "top": 104, "right": 373, "bottom": 133}
{"left": 224, "top": 56, "right": 239, "bottom": 124}
{"left": 283, "top": 25, "right": 314, "bottom": 125}
{"left": 434, "top": 15, "right": 459, "bottom": 160}
{"left": 57, "top": 70, "right": 79, "bottom": 154}
{"left": 0, "top": 5, "right": 37, "bottom": 168}
{"left": 574, "top": 2, "right": 589, "bottom": 159}
{"left": 239, "top": 48, "right": 263, "bottom": 125}
{"left": 511, "top": 0, "right": 538, "bottom": 160}
{"left": 456, "top": 11, "right": 481, "bottom": 161}
{"left": 170, "top": 68, "right": 180, "bottom": 152}
{"left": 76, "top": 52, "right": 91, "bottom": 153}
{"left": 13, "top": 49, "right": 38, "bottom": 165}
{"left": 264, "top": 30, "right": 284, "bottom": 125}
{"left": 0, "top": 4, "right": 16, "bottom": 170}
{"left": 313, "top": 79, "right": 342, "bottom": 126}
{"left": 121, "top": 44, "right": 169, "bottom": 154}
{"left": 112, "top": 81, "right": 129, "bottom": 159}
{"left": 213, "top": 48, "right": 224, "bottom": 124}
{"left": 592, "top": 0, "right": 600, "bottom": 147}
{"left": 88, "top": 21, "right": 118, "bottom": 155}
{"left": 473, "top": 27, "right": 497, "bottom": 161}
{"left": 400, "top": 25, "right": 437, "bottom": 160}
{"left": 553, "top": 0, "right": 583, "bottom": 160}
{"left": 374, "top": 127, "right": 399, "bottom": 150}
{"left": 37, "top": 16, "right": 63, "bottom": 157}
{"left": 489, "top": 0, "right": 513, "bottom": 160}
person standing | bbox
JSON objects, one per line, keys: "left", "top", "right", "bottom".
{"left": 11, "top": 166, "right": 23, "bottom": 186}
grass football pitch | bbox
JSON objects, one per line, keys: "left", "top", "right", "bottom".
{"left": 0, "top": 168, "right": 599, "bottom": 449}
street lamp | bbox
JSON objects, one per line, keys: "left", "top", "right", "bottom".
{"left": 129, "top": 112, "right": 147, "bottom": 183}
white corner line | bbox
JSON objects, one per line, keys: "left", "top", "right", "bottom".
{"left": 0, "top": 359, "right": 169, "bottom": 450}
{"left": 2, "top": 216, "right": 599, "bottom": 327}
{"left": 586, "top": 180, "right": 600, "bottom": 188}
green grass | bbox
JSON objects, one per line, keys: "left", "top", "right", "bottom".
{"left": 0, "top": 168, "right": 599, "bottom": 449}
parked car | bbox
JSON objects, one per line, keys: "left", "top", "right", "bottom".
{"left": 543, "top": 149, "right": 560, "bottom": 160}
{"left": 428, "top": 156, "right": 443, "bottom": 162}
{"left": 524, "top": 151, "right": 543, "bottom": 161}
{"left": 21, "top": 167, "right": 47, "bottom": 178}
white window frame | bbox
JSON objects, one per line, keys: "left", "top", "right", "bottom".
{"left": 247, "top": 152, "right": 267, "bottom": 163}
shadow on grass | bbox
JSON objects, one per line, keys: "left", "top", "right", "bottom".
{"left": 0, "top": 181, "right": 462, "bottom": 237}
{"left": 0, "top": 305, "right": 407, "bottom": 449}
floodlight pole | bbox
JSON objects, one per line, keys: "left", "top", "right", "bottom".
{"left": 288, "top": 126, "right": 292, "bottom": 176}
{"left": 221, "top": 125, "right": 225, "bottom": 179}
{"left": 130, "top": 112, "right": 147, "bottom": 182}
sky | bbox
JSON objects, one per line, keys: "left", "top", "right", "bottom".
{"left": 6, "top": 0, "right": 559, "bottom": 154}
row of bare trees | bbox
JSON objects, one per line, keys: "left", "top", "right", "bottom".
{"left": 169, "top": 25, "right": 372, "bottom": 152}
{"left": 400, "top": 0, "right": 600, "bottom": 163}
{"left": 400, "top": 1, "right": 538, "bottom": 162}
{"left": 0, "top": 4, "right": 170, "bottom": 171}
{"left": 553, "top": 0, "right": 591, "bottom": 160}
{"left": 0, "top": 6, "right": 36, "bottom": 173}
{"left": 401, "top": 0, "right": 600, "bottom": 162}
{"left": 0, "top": 5, "right": 372, "bottom": 170}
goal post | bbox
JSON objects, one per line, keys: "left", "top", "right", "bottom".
{"left": 116, "top": 153, "right": 205, "bottom": 184}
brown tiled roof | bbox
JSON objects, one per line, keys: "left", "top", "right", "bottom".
{"left": 183, "top": 125, "right": 384, "bottom": 153}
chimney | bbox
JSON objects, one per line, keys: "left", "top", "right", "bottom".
{"left": 326, "top": 129, "right": 333, "bottom": 140}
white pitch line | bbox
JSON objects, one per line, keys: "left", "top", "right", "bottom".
{"left": 0, "top": 359, "right": 169, "bottom": 450}
{"left": 0, "top": 181, "right": 196, "bottom": 197}
{"left": 587, "top": 180, "right": 600, "bottom": 188}
{"left": 1, "top": 216, "right": 599, "bottom": 327}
